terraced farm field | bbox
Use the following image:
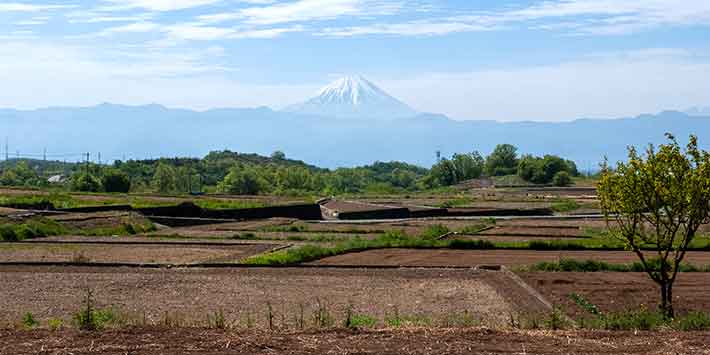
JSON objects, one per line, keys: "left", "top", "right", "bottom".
{"left": 2, "top": 187, "right": 710, "bottom": 354}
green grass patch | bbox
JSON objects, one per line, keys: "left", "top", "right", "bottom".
{"left": 259, "top": 224, "right": 308, "bottom": 233}
{"left": 0, "top": 218, "right": 68, "bottom": 241}
{"left": 551, "top": 199, "right": 580, "bottom": 213}
{"left": 528, "top": 258, "right": 710, "bottom": 272}
{"left": 76, "top": 221, "right": 156, "bottom": 237}
{"left": 438, "top": 197, "right": 474, "bottom": 208}
{"left": 419, "top": 224, "right": 450, "bottom": 239}
{"left": 193, "top": 199, "right": 266, "bottom": 210}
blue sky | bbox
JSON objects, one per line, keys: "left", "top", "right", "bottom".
{"left": 0, "top": 0, "right": 709, "bottom": 121}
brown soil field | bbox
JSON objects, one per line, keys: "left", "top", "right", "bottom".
{"left": 48, "top": 211, "right": 153, "bottom": 230}
{"left": 311, "top": 249, "right": 710, "bottom": 267}
{"left": 2, "top": 328, "right": 708, "bottom": 355}
{"left": 0, "top": 267, "right": 525, "bottom": 329}
{"left": 0, "top": 242, "right": 276, "bottom": 264}
{"left": 519, "top": 272, "right": 710, "bottom": 318}
{"left": 477, "top": 225, "right": 584, "bottom": 237}
{"left": 446, "top": 234, "right": 591, "bottom": 242}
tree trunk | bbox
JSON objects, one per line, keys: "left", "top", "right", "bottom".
{"left": 659, "top": 282, "right": 675, "bottom": 319}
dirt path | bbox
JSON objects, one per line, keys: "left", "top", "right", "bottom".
{"left": 1, "top": 328, "right": 708, "bottom": 355}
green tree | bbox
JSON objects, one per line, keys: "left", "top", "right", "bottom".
{"left": 152, "top": 163, "right": 176, "bottom": 194}
{"left": 174, "top": 166, "right": 195, "bottom": 194}
{"left": 71, "top": 172, "right": 102, "bottom": 192}
{"left": 452, "top": 152, "right": 485, "bottom": 181}
{"left": 101, "top": 169, "right": 131, "bottom": 193}
{"left": 0, "top": 170, "right": 18, "bottom": 186}
{"left": 271, "top": 151, "right": 286, "bottom": 160}
{"left": 218, "top": 166, "right": 264, "bottom": 195}
{"left": 518, "top": 154, "right": 577, "bottom": 184}
{"left": 485, "top": 144, "right": 518, "bottom": 176}
{"left": 597, "top": 134, "right": 710, "bottom": 318}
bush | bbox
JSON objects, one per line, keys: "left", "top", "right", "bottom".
{"left": 0, "top": 225, "right": 18, "bottom": 241}
{"left": 553, "top": 171, "right": 572, "bottom": 187}
{"left": 101, "top": 169, "right": 131, "bottom": 193}
{"left": 71, "top": 173, "right": 102, "bottom": 192}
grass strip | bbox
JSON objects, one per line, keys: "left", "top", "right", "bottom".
{"left": 525, "top": 258, "right": 710, "bottom": 272}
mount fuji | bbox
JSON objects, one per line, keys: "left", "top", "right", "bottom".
{"left": 284, "top": 75, "right": 417, "bottom": 119}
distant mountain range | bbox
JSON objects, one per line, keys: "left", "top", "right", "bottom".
{"left": 1, "top": 76, "right": 709, "bottom": 170}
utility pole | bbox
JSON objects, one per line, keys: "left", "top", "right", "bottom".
{"left": 98, "top": 152, "right": 101, "bottom": 165}
{"left": 43, "top": 148, "right": 46, "bottom": 161}
{"left": 85, "top": 152, "right": 90, "bottom": 175}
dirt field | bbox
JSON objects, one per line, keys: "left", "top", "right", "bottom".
{"left": 0, "top": 242, "right": 276, "bottom": 264}
{"left": 520, "top": 272, "right": 710, "bottom": 318}
{"left": 2, "top": 328, "right": 708, "bottom": 355}
{"left": 311, "top": 248, "right": 710, "bottom": 267}
{"left": 0, "top": 266, "right": 525, "bottom": 328}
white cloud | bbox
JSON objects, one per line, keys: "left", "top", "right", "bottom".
{"left": 66, "top": 12, "right": 155, "bottom": 24}
{"left": 103, "top": 22, "right": 162, "bottom": 33}
{"left": 504, "top": 0, "right": 710, "bottom": 35}
{"left": 320, "top": 20, "right": 495, "bottom": 36}
{"left": 1, "top": 41, "right": 708, "bottom": 122}
{"left": 100, "top": 0, "right": 222, "bottom": 12}
{"left": 0, "top": 3, "right": 73, "bottom": 12}
{"left": 319, "top": 0, "right": 710, "bottom": 37}
{"left": 0, "top": 41, "right": 312, "bottom": 110}
{"left": 97, "top": 21, "right": 303, "bottom": 41}
{"left": 380, "top": 48, "right": 710, "bottom": 121}
{"left": 199, "top": 0, "right": 403, "bottom": 25}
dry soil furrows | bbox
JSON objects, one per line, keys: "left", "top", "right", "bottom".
{"left": 0, "top": 243, "right": 276, "bottom": 264}
{"left": 519, "top": 272, "right": 710, "bottom": 318}
{"left": 311, "top": 248, "right": 710, "bottom": 267}
{"left": 0, "top": 267, "right": 517, "bottom": 328}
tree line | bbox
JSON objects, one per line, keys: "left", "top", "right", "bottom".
{"left": 0, "top": 145, "right": 579, "bottom": 194}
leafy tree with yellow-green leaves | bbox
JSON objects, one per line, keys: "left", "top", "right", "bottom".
{"left": 598, "top": 134, "right": 710, "bottom": 319}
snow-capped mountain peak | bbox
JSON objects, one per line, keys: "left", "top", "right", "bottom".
{"left": 284, "top": 75, "right": 417, "bottom": 119}
{"left": 317, "top": 75, "right": 385, "bottom": 105}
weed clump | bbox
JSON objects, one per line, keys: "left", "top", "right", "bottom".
{"left": 22, "top": 312, "right": 38, "bottom": 329}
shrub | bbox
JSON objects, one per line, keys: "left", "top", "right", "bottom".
{"left": 74, "top": 289, "right": 116, "bottom": 331}
{"left": 101, "top": 169, "right": 131, "bottom": 193}
{"left": 71, "top": 173, "right": 102, "bottom": 192}
{"left": 545, "top": 306, "right": 570, "bottom": 330}
{"left": 0, "top": 225, "right": 18, "bottom": 241}
{"left": 553, "top": 171, "right": 572, "bottom": 187}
